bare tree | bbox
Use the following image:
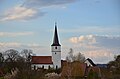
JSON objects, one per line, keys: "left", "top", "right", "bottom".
{"left": 21, "top": 49, "right": 33, "bottom": 62}
{"left": 0, "top": 52, "right": 4, "bottom": 63}
{"left": 0, "top": 52, "right": 4, "bottom": 68}
{"left": 66, "top": 48, "right": 85, "bottom": 62}
{"left": 66, "top": 48, "right": 75, "bottom": 62}
{"left": 4, "top": 49, "right": 19, "bottom": 62}
{"left": 74, "top": 52, "right": 85, "bottom": 62}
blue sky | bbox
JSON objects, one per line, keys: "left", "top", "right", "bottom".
{"left": 0, "top": 0, "right": 120, "bottom": 63}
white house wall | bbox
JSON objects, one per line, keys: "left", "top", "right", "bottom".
{"left": 85, "top": 60, "right": 93, "bottom": 67}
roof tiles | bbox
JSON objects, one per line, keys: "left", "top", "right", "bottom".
{"left": 32, "top": 56, "right": 53, "bottom": 64}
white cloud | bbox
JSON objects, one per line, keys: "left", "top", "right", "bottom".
{"left": 69, "top": 35, "right": 120, "bottom": 63}
{"left": 69, "top": 35, "right": 96, "bottom": 45}
{"left": 0, "top": 42, "right": 41, "bottom": 48}
{"left": 0, "top": 42, "right": 21, "bottom": 47}
{"left": 0, "top": 32, "right": 34, "bottom": 37}
{"left": 69, "top": 37, "right": 78, "bottom": 43}
{"left": 84, "top": 49, "right": 114, "bottom": 63}
{"left": 0, "top": 6, "right": 45, "bottom": 21}
{"left": 69, "top": 35, "right": 120, "bottom": 47}
{"left": 0, "top": 0, "right": 78, "bottom": 21}
{"left": 26, "top": 43, "right": 41, "bottom": 47}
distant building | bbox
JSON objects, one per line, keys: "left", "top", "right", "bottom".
{"left": 96, "top": 64, "right": 107, "bottom": 68}
{"left": 85, "top": 58, "right": 96, "bottom": 67}
{"left": 31, "top": 23, "right": 61, "bottom": 69}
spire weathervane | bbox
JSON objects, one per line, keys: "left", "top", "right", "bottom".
{"left": 55, "top": 22, "right": 57, "bottom": 27}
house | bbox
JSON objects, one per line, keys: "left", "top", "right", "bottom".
{"left": 85, "top": 58, "right": 96, "bottom": 67}
{"left": 31, "top": 23, "right": 61, "bottom": 69}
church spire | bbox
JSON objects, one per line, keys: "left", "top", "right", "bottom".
{"left": 51, "top": 22, "right": 61, "bottom": 46}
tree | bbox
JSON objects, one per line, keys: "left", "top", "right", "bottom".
{"left": 66, "top": 48, "right": 75, "bottom": 62}
{"left": 21, "top": 49, "right": 33, "bottom": 62}
{"left": 87, "top": 69, "right": 95, "bottom": 79}
{"left": 74, "top": 52, "right": 85, "bottom": 62}
{"left": 66, "top": 48, "right": 85, "bottom": 62}
{"left": 0, "top": 53, "right": 4, "bottom": 63}
{"left": 108, "top": 55, "right": 120, "bottom": 75}
{"left": 115, "top": 55, "right": 120, "bottom": 62}
{"left": 4, "top": 49, "right": 20, "bottom": 62}
{"left": 0, "top": 52, "right": 4, "bottom": 67}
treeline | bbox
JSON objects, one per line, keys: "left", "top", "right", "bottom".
{"left": 0, "top": 48, "right": 120, "bottom": 79}
{"left": 101, "top": 55, "right": 120, "bottom": 79}
{"left": 0, "top": 49, "right": 33, "bottom": 72}
{"left": 0, "top": 49, "right": 61, "bottom": 79}
{"left": 0, "top": 49, "right": 38, "bottom": 79}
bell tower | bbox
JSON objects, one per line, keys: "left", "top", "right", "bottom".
{"left": 51, "top": 22, "right": 61, "bottom": 69}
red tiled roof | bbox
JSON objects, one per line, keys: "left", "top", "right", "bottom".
{"left": 32, "top": 56, "right": 53, "bottom": 64}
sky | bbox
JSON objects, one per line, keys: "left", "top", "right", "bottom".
{"left": 0, "top": 0, "right": 120, "bottom": 64}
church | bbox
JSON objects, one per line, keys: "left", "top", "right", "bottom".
{"left": 31, "top": 23, "right": 97, "bottom": 70}
{"left": 31, "top": 23, "right": 62, "bottom": 69}
{"left": 31, "top": 23, "right": 102, "bottom": 78}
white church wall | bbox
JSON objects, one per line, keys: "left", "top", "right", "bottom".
{"left": 52, "top": 51, "right": 61, "bottom": 68}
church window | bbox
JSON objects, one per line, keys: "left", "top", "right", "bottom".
{"left": 42, "top": 65, "right": 44, "bottom": 69}
{"left": 34, "top": 65, "right": 36, "bottom": 70}
{"left": 48, "top": 65, "right": 51, "bottom": 69}
{"left": 55, "top": 46, "right": 57, "bottom": 49}
{"left": 56, "top": 65, "right": 58, "bottom": 69}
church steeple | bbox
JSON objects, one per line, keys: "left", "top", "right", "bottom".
{"left": 51, "top": 22, "right": 61, "bottom": 68}
{"left": 51, "top": 22, "right": 61, "bottom": 46}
